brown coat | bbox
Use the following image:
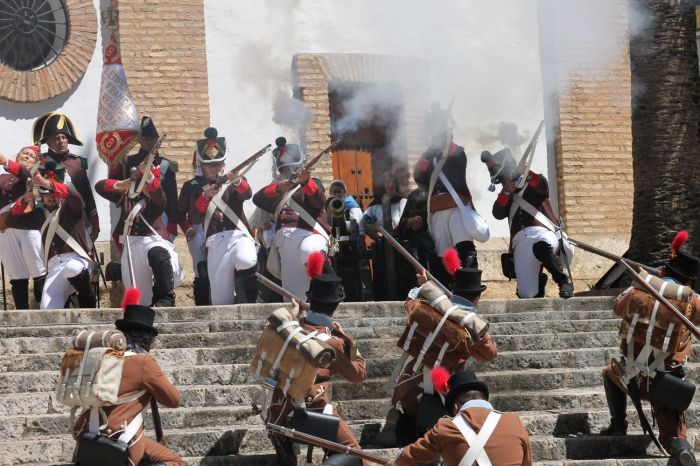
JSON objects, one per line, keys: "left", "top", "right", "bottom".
{"left": 43, "top": 150, "right": 98, "bottom": 221}
{"left": 392, "top": 335, "right": 498, "bottom": 418}
{"left": 73, "top": 352, "right": 184, "bottom": 466}
{"left": 267, "top": 317, "right": 366, "bottom": 452}
{"left": 394, "top": 407, "right": 533, "bottom": 466}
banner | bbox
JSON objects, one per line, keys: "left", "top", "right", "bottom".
{"left": 95, "top": 33, "right": 140, "bottom": 168}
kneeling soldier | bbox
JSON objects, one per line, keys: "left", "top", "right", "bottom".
{"left": 73, "top": 288, "right": 184, "bottom": 465}
{"left": 267, "top": 254, "right": 367, "bottom": 465}
{"left": 5, "top": 165, "right": 95, "bottom": 309}
{"left": 387, "top": 370, "right": 533, "bottom": 466}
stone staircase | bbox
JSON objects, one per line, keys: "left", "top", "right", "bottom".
{"left": 0, "top": 297, "right": 697, "bottom": 465}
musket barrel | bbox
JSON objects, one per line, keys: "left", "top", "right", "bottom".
{"left": 618, "top": 260, "right": 700, "bottom": 340}
{"left": 568, "top": 238, "right": 661, "bottom": 275}
{"left": 267, "top": 423, "right": 388, "bottom": 464}
{"left": 377, "top": 226, "right": 452, "bottom": 296}
{"left": 255, "top": 273, "right": 309, "bottom": 310}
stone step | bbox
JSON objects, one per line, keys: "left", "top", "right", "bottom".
{"left": 0, "top": 341, "right": 632, "bottom": 374}
{"left": 7, "top": 398, "right": 700, "bottom": 442}
{"left": 0, "top": 328, "right": 621, "bottom": 356}
{"left": 0, "top": 314, "right": 621, "bottom": 340}
{"left": 0, "top": 297, "right": 615, "bottom": 327}
{"left": 0, "top": 425, "right": 686, "bottom": 465}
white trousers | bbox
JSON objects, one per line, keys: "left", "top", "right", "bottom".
{"left": 41, "top": 252, "right": 91, "bottom": 309}
{"left": 273, "top": 227, "right": 328, "bottom": 301}
{"left": 187, "top": 224, "right": 207, "bottom": 277}
{"left": 121, "top": 236, "right": 184, "bottom": 306}
{"left": 512, "top": 226, "right": 559, "bottom": 299}
{"left": 430, "top": 206, "right": 490, "bottom": 256}
{"left": 0, "top": 228, "right": 46, "bottom": 280}
{"left": 206, "top": 230, "right": 257, "bottom": 305}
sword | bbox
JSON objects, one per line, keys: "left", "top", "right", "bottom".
{"left": 558, "top": 216, "right": 574, "bottom": 283}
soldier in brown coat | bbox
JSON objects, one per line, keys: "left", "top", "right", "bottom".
{"left": 73, "top": 288, "right": 184, "bottom": 466}
{"left": 388, "top": 370, "right": 533, "bottom": 466}
{"left": 267, "top": 261, "right": 367, "bottom": 465}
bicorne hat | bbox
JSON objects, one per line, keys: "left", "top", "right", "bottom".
{"left": 481, "top": 148, "right": 518, "bottom": 192}
{"left": 140, "top": 116, "right": 159, "bottom": 140}
{"left": 195, "top": 127, "right": 226, "bottom": 164}
{"left": 32, "top": 112, "right": 83, "bottom": 147}
{"left": 665, "top": 231, "right": 700, "bottom": 287}
{"left": 115, "top": 288, "right": 159, "bottom": 336}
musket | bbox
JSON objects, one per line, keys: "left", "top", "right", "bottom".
{"left": 267, "top": 423, "right": 389, "bottom": 465}
{"left": 1, "top": 262, "right": 6, "bottom": 311}
{"left": 128, "top": 134, "right": 167, "bottom": 199}
{"left": 618, "top": 260, "right": 700, "bottom": 340}
{"left": 515, "top": 120, "right": 544, "bottom": 190}
{"left": 150, "top": 398, "right": 165, "bottom": 444}
{"left": 290, "top": 137, "right": 343, "bottom": 183}
{"left": 255, "top": 272, "right": 309, "bottom": 311}
{"left": 377, "top": 225, "right": 452, "bottom": 296}
{"left": 214, "top": 144, "right": 271, "bottom": 188}
{"left": 567, "top": 237, "right": 661, "bottom": 275}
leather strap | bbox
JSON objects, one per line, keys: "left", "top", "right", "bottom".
{"left": 453, "top": 411, "right": 502, "bottom": 466}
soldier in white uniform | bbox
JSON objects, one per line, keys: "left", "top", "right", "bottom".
{"left": 187, "top": 127, "right": 258, "bottom": 304}
{"left": 0, "top": 148, "right": 47, "bottom": 308}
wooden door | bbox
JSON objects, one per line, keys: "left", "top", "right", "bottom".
{"left": 331, "top": 149, "right": 374, "bottom": 209}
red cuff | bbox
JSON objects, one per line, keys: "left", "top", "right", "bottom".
{"left": 195, "top": 194, "right": 210, "bottom": 213}
{"left": 102, "top": 179, "right": 120, "bottom": 193}
{"left": 5, "top": 160, "right": 21, "bottom": 177}
{"left": 303, "top": 179, "right": 317, "bottom": 196}
{"left": 527, "top": 172, "right": 540, "bottom": 188}
{"left": 167, "top": 222, "right": 178, "bottom": 236}
{"left": 263, "top": 183, "right": 279, "bottom": 198}
{"left": 52, "top": 181, "right": 69, "bottom": 199}
{"left": 145, "top": 174, "right": 161, "bottom": 193}
{"left": 235, "top": 178, "right": 249, "bottom": 194}
{"left": 416, "top": 159, "right": 431, "bottom": 172}
{"left": 10, "top": 200, "right": 26, "bottom": 216}
{"left": 496, "top": 192, "right": 511, "bottom": 207}
{"left": 179, "top": 220, "right": 193, "bottom": 234}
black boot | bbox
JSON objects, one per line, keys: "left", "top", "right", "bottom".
{"left": 147, "top": 246, "right": 175, "bottom": 307}
{"left": 32, "top": 274, "right": 46, "bottom": 304}
{"left": 193, "top": 261, "right": 211, "bottom": 306}
{"left": 234, "top": 266, "right": 258, "bottom": 304}
{"left": 536, "top": 273, "right": 548, "bottom": 298}
{"left": 67, "top": 270, "right": 96, "bottom": 308}
{"left": 10, "top": 279, "right": 30, "bottom": 309}
{"left": 532, "top": 241, "right": 573, "bottom": 299}
{"left": 600, "top": 375, "right": 628, "bottom": 436}
{"left": 669, "top": 438, "right": 698, "bottom": 466}
{"left": 456, "top": 241, "right": 478, "bottom": 268}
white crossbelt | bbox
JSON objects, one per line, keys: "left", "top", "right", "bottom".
{"left": 40, "top": 207, "right": 92, "bottom": 264}
{"left": 452, "top": 411, "right": 502, "bottom": 466}
{"left": 204, "top": 188, "right": 255, "bottom": 242}
{"left": 426, "top": 157, "right": 448, "bottom": 232}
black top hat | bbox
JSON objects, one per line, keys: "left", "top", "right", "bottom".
{"left": 307, "top": 273, "right": 345, "bottom": 305}
{"left": 140, "top": 116, "right": 159, "bottom": 140}
{"left": 196, "top": 127, "right": 226, "bottom": 164}
{"left": 115, "top": 305, "right": 159, "bottom": 336}
{"left": 444, "top": 370, "right": 490, "bottom": 415}
{"left": 32, "top": 112, "right": 83, "bottom": 146}
{"left": 453, "top": 268, "right": 487, "bottom": 297}
{"left": 665, "top": 230, "right": 700, "bottom": 286}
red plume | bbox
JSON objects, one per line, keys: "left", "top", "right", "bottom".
{"left": 671, "top": 230, "right": 689, "bottom": 258}
{"left": 306, "top": 252, "right": 325, "bottom": 279}
{"left": 431, "top": 366, "right": 451, "bottom": 395}
{"left": 442, "top": 248, "right": 461, "bottom": 277}
{"left": 121, "top": 287, "right": 141, "bottom": 311}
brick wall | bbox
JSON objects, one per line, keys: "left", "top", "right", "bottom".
{"left": 538, "top": 0, "right": 633, "bottom": 240}
{"left": 114, "top": 0, "right": 210, "bottom": 181}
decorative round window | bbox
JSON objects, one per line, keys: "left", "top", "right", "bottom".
{"left": 0, "top": 0, "right": 96, "bottom": 103}
{"left": 0, "top": 0, "right": 69, "bottom": 71}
